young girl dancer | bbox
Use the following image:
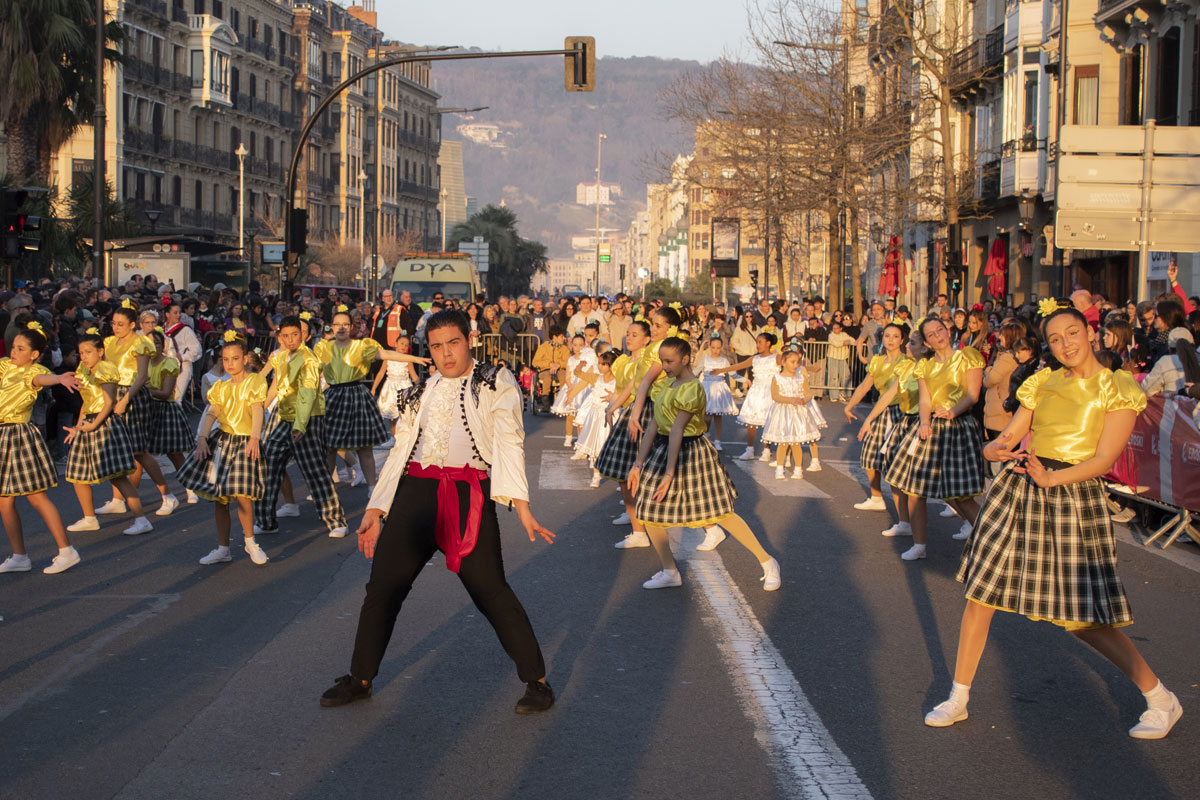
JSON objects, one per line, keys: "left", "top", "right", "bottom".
{"left": 371, "top": 333, "right": 418, "bottom": 432}
{"left": 796, "top": 348, "right": 826, "bottom": 471}
{"left": 0, "top": 323, "right": 83, "bottom": 575}
{"left": 135, "top": 330, "right": 196, "bottom": 507}
{"left": 595, "top": 320, "right": 651, "bottom": 543}
{"left": 572, "top": 351, "right": 618, "bottom": 487}
{"left": 761, "top": 345, "right": 821, "bottom": 480}
{"left": 550, "top": 334, "right": 593, "bottom": 447}
{"left": 925, "top": 305, "right": 1182, "bottom": 740}
{"left": 63, "top": 330, "right": 152, "bottom": 535}
{"left": 884, "top": 318, "right": 986, "bottom": 560}
{"left": 696, "top": 334, "right": 738, "bottom": 451}
{"left": 844, "top": 323, "right": 910, "bottom": 510}
{"left": 100, "top": 303, "right": 175, "bottom": 523}
{"left": 713, "top": 332, "right": 779, "bottom": 462}
{"left": 176, "top": 332, "right": 269, "bottom": 566}
{"left": 628, "top": 337, "right": 781, "bottom": 591}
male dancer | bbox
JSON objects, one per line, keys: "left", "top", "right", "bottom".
{"left": 320, "top": 310, "right": 556, "bottom": 714}
{"left": 255, "top": 316, "right": 349, "bottom": 537}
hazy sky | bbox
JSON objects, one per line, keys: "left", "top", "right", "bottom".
{"left": 376, "top": 1, "right": 752, "bottom": 63}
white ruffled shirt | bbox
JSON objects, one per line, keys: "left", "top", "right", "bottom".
{"left": 413, "top": 374, "right": 486, "bottom": 469}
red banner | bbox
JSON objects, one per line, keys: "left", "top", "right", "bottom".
{"left": 1110, "top": 394, "right": 1200, "bottom": 512}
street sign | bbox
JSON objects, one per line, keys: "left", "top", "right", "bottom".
{"left": 599, "top": 242, "right": 611, "bottom": 263}
{"left": 458, "top": 236, "right": 490, "bottom": 273}
{"left": 261, "top": 241, "right": 285, "bottom": 264}
{"left": 711, "top": 218, "right": 740, "bottom": 278}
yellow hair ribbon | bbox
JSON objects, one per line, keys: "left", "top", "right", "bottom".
{"left": 336, "top": 304, "right": 349, "bottom": 313}
{"left": 300, "top": 311, "right": 312, "bottom": 321}
{"left": 223, "top": 330, "right": 240, "bottom": 343}
{"left": 86, "top": 327, "right": 101, "bottom": 335}
{"left": 121, "top": 298, "right": 136, "bottom": 310}
{"left": 1037, "top": 297, "right": 1069, "bottom": 317}
{"left": 26, "top": 320, "right": 44, "bottom": 333}
{"left": 155, "top": 325, "right": 164, "bottom": 333}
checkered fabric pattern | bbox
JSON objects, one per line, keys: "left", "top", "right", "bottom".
{"left": 146, "top": 401, "right": 196, "bottom": 455}
{"left": 322, "top": 383, "right": 390, "bottom": 449}
{"left": 884, "top": 414, "right": 986, "bottom": 499}
{"left": 956, "top": 465, "right": 1132, "bottom": 625}
{"left": 177, "top": 430, "right": 264, "bottom": 503}
{"left": 594, "top": 402, "right": 654, "bottom": 482}
{"left": 880, "top": 413, "right": 918, "bottom": 471}
{"left": 65, "top": 415, "right": 136, "bottom": 485}
{"left": 859, "top": 405, "right": 904, "bottom": 472}
{"left": 255, "top": 415, "right": 346, "bottom": 531}
{"left": 635, "top": 434, "right": 738, "bottom": 526}
{"left": 116, "top": 387, "right": 155, "bottom": 453}
{"left": 0, "top": 422, "right": 58, "bottom": 496}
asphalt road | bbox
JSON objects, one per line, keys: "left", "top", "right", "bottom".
{"left": 1, "top": 402, "right": 1197, "bottom": 800}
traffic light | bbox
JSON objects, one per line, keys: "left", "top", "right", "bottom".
{"left": 749, "top": 268, "right": 759, "bottom": 290}
{"left": 564, "top": 37, "right": 595, "bottom": 92}
{"left": 2, "top": 189, "right": 37, "bottom": 258}
{"left": 288, "top": 207, "right": 308, "bottom": 256}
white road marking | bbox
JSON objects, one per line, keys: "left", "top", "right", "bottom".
{"left": 537, "top": 450, "right": 597, "bottom": 490}
{"left": 730, "top": 460, "right": 832, "bottom": 499}
{"left": 679, "top": 530, "right": 871, "bottom": 799}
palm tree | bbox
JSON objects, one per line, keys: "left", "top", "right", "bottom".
{"left": 449, "top": 204, "right": 548, "bottom": 298}
{"left": 0, "top": 0, "right": 123, "bottom": 182}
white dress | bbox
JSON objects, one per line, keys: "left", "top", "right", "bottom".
{"left": 737, "top": 354, "right": 779, "bottom": 427}
{"left": 551, "top": 354, "right": 591, "bottom": 416}
{"left": 376, "top": 359, "right": 414, "bottom": 420}
{"left": 573, "top": 375, "right": 616, "bottom": 459}
{"left": 761, "top": 373, "right": 822, "bottom": 444}
{"left": 697, "top": 354, "right": 739, "bottom": 416}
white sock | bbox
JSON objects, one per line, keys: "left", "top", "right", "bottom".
{"left": 949, "top": 681, "right": 970, "bottom": 705}
{"left": 59, "top": 546, "right": 77, "bottom": 556}
{"left": 1143, "top": 680, "right": 1172, "bottom": 710}
{"left": 706, "top": 525, "right": 721, "bottom": 536}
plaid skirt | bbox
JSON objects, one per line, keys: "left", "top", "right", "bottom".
{"left": 0, "top": 422, "right": 57, "bottom": 496}
{"left": 176, "top": 430, "right": 264, "bottom": 503}
{"left": 594, "top": 402, "right": 654, "bottom": 482}
{"left": 859, "top": 405, "right": 905, "bottom": 472}
{"left": 146, "top": 401, "right": 196, "bottom": 455}
{"left": 635, "top": 434, "right": 738, "bottom": 527}
{"left": 115, "top": 386, "right": 155, "bottom": 453}
{"left": 956, "top": 465, "right": 1132, "bottom": 627}
{"left": 884, "top": 414, "right": 986, "bottom": 500}
{"left": 323, "top": 382, "right": 390, "bottom": 449}
{"left": 65, "top": 414, "right": 137, "bottom": 485}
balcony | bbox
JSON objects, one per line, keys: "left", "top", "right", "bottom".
{"left": 1000, "top": 137, "right": 1046, "bottom": 196}
{"left": 124, "top": 58, "right": 174, "bottom": 91}
{"left": 179, "top": 206, "right": 234, "bottom": 233}
{"left": 869, "top": 5, "right": 911, "bottom": 66}
{"left": 949, "top": 26, "right": 1004, "bottom": 103}
{"left": 980, "top": 159, "right": 1001, "bottom": 201}
{"left": 1005, "top": 1, "right": 1045, "bottom": 52}
{"left": 245, "top": 38, "right": 274, "bottom": 62}
{"left": 399, "top": 180, "right": 439, "bottom": 201}
{"left": 127, "top": 0, "right": 167, "bottom": 16}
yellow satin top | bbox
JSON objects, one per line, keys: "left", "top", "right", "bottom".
{"left": 868, "top": 353, "right": 910, "bottom": 405}
{"left": 915, "top": 347, "right": 985, "bottom": 409}
{"left": 147, "top": 357, "right": 180, "bottom": 397}
{"left": 635, "top": 334, "right": 677, "bottom": 399}
{"left": 0, "top": 359, "right": 50, "bottom": 423}
{"left": 1018, "top": 367, "right": 1147, "bottom": 465}
{"left": 652, "top": 378, "right": 708, "bottom": 438}
{"left": 103, "top": 334, "right": 155, "bottom": 386}
{"left": 893, "top": 358, "right": 922, "bottom": 415}
{"left": 270, "top": 346, "right": 325, "bottom": 431}
{"left": 314, "top": 338, "right": 383, "bottom": 384}
{"left": 611, "top": 352, "right": 634, "bottom": 396}
{"left": 77, "top": 361, "right": 120, "bottom": 416}
{"left": 206, "top": 373, "right": 268, "bottom": 436}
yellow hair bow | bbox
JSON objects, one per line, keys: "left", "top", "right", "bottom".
{"left": 86, "top": 327, "right": 100, "bottom": 335}
{"left": 669, "top": 302, "right": 682, "bottom": 310}
{"left": 155, "top": 325, "right": 164, "bottom": 333}
{"left": 26, "top": 320, "right": 44, "bottom": 333}
{"left": 1037, "top": 297, "right": 1069, "bottom": 317}
{"left": 300, "top": 311, "right": 312, "bottom": 321}
{"left": 336, "top": 304, "right": 349, "bottom": 313}
{"left": 121, "top": 298, "right": 136, "bottom": 310}
{"left": 223, "top": 330, "right": 240, "bottom": 343}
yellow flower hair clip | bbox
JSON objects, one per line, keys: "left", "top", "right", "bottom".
{"left": 26, "top": 320, "right": 44, "bottom": 333}
{"left": 223, "top": 330, "right": 241, "bottom": 343}
{"left": 86, "top": 327, "right": 101, "bottom": 335}
{"left": 300, "top": 311, "right": 312, "bottom": 321}
{"left": 336, "top": 304, "right": 349, "bottom": 313}
{"left": 1037, "top": 297, "right": 1070, "bottom": 317}
{"left": 121, "top": 298, "right": 136, "bottom": 310}
{"left": 155, "top": 325, "right": 164, "bottom": 333}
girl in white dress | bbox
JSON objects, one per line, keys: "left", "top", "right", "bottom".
{"left": 371, "top": 334, "right": 418, "bottom": 427}
{"left": 762, "top": 346, "right": 822, "bottom": 479}
{"left": 696, "top": 335, "right": 738, "bottom": 451}
{"left": 572, "top": 351, "right": 619, "bottom": 487}
{"left": 712, "top": 332, "right": 780, "bottom": 461}
{"left": 550, "top": 334, "right": 593, "bottom": 447}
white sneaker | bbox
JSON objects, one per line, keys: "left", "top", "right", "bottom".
{"left": 760, "top": 557, "right": 781, "bottom": 591}
{"left": 713, "top": 440, "right": 723, "bottom": 451}
{"left": 808, "top": 459, "right": 822, "bottom": 472}
{"left": 696, "top": 527, "right": 726, "bottom": 551}
{"left": 737, "top": 446, "right": 756, "bottom": 461}
{"left": 155, "top": 494, "right": 180, "bottom": 516}
{"left": 186, "top": 489, "right": 200, "bottom": 504}
{"left": 328, "top": 526, "right": 350, "bottom": 539}
{"left": 347, "top": 468, "right": 363, "bottom": 487}
{"left": 563, "top": 436, "right": 573, "bottom": 448}
{"left": 244, "top": 540, "right": 270, "bottom": 565}
{"left": 791, "top": 469, "right": 805, "bottom": 480}
{"left": 377, "top": 437, "right": 396, "bottom": 449}
{"left": 758, "top": 448, "right": 772, "bottom": 462}
{"left": 95, "top": 498, "right": 127, "bottom": 515}
{"left": 1129, "top": 693, "right": 1183, "bottom": 739}
{"left": 612, "top": 511, "right": 631, "bottom": 525}
{"left": 940, "top": 504, "right": 958, "bottom": 517}
{"left": 882, "top": 522, "right": 913, "bottom": 537}
{"left": 614, "top": 531, "right": 650, "bottom": 549}
{"left": 775, "top": 466, "right": 785, "bottom": 480}
{"left": 277, "top": 503, "right": 301, "bottom": 517}
{"left": 570, "top": 450, "right": 588, "bottom": 461}
{"left": 642, "top": 568, "right": 682, "bottom": 589}
{"left": 952, "top": 522, "right": 972, "bottom": 540}
{"left": 0, "top": 554, "right": 32, "bottom": 573}
{"left": 924, "top": 698, "right": 969, "bottom": 727}
{"left": 900, "top": 543, "right": 927, "bottom": 561}
{"left": 589, "top": 474, "right": 603, "bottom": 488}
{"left": 854, "top": 496, "right": 888, "bottom": 511}
{"left": 199, "top": 546, "right": 231, "bottom": 565}
{"left": 67, "top": 516, "right": 100, "bottom": 532}
{"left": 1111, "top": 507, "right": 1136, "bottom": 523}
{"left": 122, "top": 517, "right": 153, "bottom": 536}
{"left": 43, "top": 548, "right": 81, "bottom": 575}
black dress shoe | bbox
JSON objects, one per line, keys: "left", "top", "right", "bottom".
{"left": 515, "top": 680, "right": 555, "bottom": 714}
{"left": 320, "top": 674, "right": 372, "bottom": 707}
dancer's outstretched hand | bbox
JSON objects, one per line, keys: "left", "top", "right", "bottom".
{"left": 983, "top": 431, "right": 1024, "bottom": 462}
{"left": 357, "top": 509, "right": 384, "bottom": 558}
{"left": 844, "top": 406, "right": 858, "bottom": 424}
{"left": 652, "top": 473, "right": 673, "bottom": 502}
{"left": 857, "top": 419, "right": 872, "bottom": 442}
{"left": 514, "top": 499, "right": 555, "bottom": 544}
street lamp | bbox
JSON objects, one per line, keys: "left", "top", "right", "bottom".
{"left": 144, "top": 208, "right": 161, "bottom": 236}
{"left": 1017, "top": 189, "right": 1037, "bottom": 230}
{"left": 235, "top": 142, "right": 248, "bottom": 259}
{"left": 357, "top": 169, "right": 368, "bottom": 285}
{"left": 594, "top": 132, "right": 606, "bottom": 295}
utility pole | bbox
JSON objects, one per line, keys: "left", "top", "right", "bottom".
{"left": 93, "top": 0, "right": 106, "bottom": 281}
{"left": 594, "top": 132, "right": 606, "bottom": 295}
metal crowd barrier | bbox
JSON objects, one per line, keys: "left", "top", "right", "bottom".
{"left": 476, "top": 333, "right": 543, "bottom": 372}
{"left": 791, "top": 339, "right": 869, "bottom": 399}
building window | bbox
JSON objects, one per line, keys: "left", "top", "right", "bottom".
{"left": 190, "top": 49, "right": 203, "bottom": 88}
{"left": 173, "top": 176, "right": 182, "bottom": 205}
{"left": 1022, "top": 71, "right": 1038, "bottom": 149}
{"left": 1073, "top": 65, "right": 1099, "bottom": 125}
{"left": 855, "top": 0, "right": 869, "bottom": 38}
{"left": 211, "top": 51, "right": 230, "bottom": 95}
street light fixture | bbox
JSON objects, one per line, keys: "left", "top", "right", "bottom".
{"left": 235, "top": 143, "right": 248, "bottom": 260}
{"left": 594, "top": 132, "right": 606, "bottom": 295}
{"left": 144, "top": 208, "right": 161, "bottom": 235}
{"left": 1017, "top": 189, "right": 1037, "bottom": 230}
{"left": 357, "top": 169, "right": 368, "bottom": 285}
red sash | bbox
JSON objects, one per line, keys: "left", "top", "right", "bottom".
{"left": 407, "top": 463, "right": 489, "bottom": 573}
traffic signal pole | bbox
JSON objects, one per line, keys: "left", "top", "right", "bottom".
{"left": 282, "top": 41, "right": 595, "bottom": 295}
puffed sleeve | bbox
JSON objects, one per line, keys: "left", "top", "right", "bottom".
{"left": 913, "top": 357, "right": 931, "bottom": 382}
{"left": 648, "top": 378, "right": 671, "bottom": 405}
{"left": 867, "top": 354, "right": 883, "bottom": 377}
{"left": 162, "top": 358, "right": 180, "bottom": 377}
{"left": 94, "top": 361, "right": 120, "bottom": 384}
{"left": 675, "top": 380, "right": 707, "bottom": 418}
{"left": 1017, "top": 367, "right": 1053, "bottom": 411}
{"left": 22, "top": 362, "right": 50, "bottom": 390}
{"left": 958, "top": 347, "right": 986, "bottom": 371}
{"left": 133, "top": 335, "right": 156, "bottom": 357}
{"left": 205, "top": 379, "right": 225, "bottom": 407}
{"left": 1101, "top": 369, "right": 1147, "bottom": 414}
{"left": 358, "top": 338, "right": 382, "bottom": 367}
{"left": 244, "top": 373, "right": 268, "bottom": 405}
{"left": 312, "top": 339, "right": 332, "bottom": 365}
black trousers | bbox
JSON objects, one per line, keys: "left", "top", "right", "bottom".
{"left": 350, "top": 475, "right": 546, "bottom": 683}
